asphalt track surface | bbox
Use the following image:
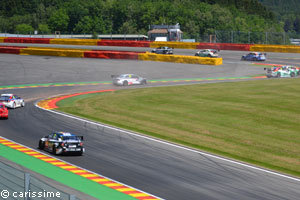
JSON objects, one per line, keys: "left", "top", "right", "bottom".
{"left": 1, "top": 48, "right": 300, "bottom": 200}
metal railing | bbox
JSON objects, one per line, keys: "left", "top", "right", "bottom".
{"left": 0, "top": 161, "right": 80, "bottom": 200}
{"left": 196, "top": 31, "right": 300, "bottom": 45}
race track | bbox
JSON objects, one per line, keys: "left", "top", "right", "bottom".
{"left": 0, "top": 50, "right": 300, "bottom": 200}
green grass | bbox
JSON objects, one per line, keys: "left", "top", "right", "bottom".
{"left": 57, "top": 78, "right": 300, "bottom": 177}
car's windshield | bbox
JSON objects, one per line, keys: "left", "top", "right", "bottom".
{"left": 0, "top": 96, "right": 9, "bottom": 101}
{"left": 61, "top": 136, "right": 78, "bottom": 140}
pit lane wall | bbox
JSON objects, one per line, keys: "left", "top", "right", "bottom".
{"left": 0, "top": 46, "right": 221, "bottom": 65}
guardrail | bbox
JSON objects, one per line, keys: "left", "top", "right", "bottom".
{"left": 0, "top": 161, "right": 80, "bottom": 200}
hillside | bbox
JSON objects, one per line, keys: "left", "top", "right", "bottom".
{"left": 259, "top": 0, "right": 300, "bottom": 34}
{"left": 0, "top": 0, "right": 281, "bottom": 38}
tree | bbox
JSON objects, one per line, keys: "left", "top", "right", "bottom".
{"left": 119, "top": 21, "right": 137, "bottom": 34}
{"left": 48, "top": 8, "right": 69, "bottom": 32}
{"left": 38, "top": 24, "right": 50, "bottom": 34}
{"left": 15, "top": 23, "right": 34, "bottom": 34}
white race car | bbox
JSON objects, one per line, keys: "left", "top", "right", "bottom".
{"left": 112, "top": 74, "right": 147, "bottom": 86}
{"left": 0, "top": 94, "right": 25, "bottom": 108}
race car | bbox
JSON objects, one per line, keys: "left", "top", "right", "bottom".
{"left": 38, "top": 132, "right": 85, "bottom": 156}
{"left": 241, "top": 52, "right": 266, "bottom": 61}
{"left": 112, "top": 74, "right": 147, "bottom": 86}
{"left": 0, "top": 103, "right": 8, "bottom": 119}
{"left": 151, "top": 46, "right": 173, "bottom": 54}
{"left": 195, "top": 49, "right": 219, "bottom": 58}
{"left": 265, "top": 65, "right": 300, "bottom": 78}
{"left": 0, "top": 94, "right": 25, "bottom": 109}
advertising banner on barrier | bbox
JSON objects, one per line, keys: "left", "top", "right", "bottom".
{"left": 20, "top": 48, "right": 84, "bottom": 57}
{"left": 197, "top": 43, "right": 250, "bottom": 51}
{"left": 0, "top": 46, "right": 27, "bottom": 54}
{"left": 97, "top": 40, "right": 151, "bottom": 47}
{"left": 150, "top": 42, "right": 198, "bottom": 49}
{"left": 50, "top": 39, "right": 98, "bottom": 46}
{"left": 250, "top": 45, "right": 300, "bottom": 53}
{"left": 84, "top": 50, "right": 140, "bottom": 59}
{"left": 3, "top": 37, "right": 50, "bottom": 44}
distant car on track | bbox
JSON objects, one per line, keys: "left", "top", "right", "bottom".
{"left": 241, "top": 52, "right": 266, "bottom": 61}
{"left": 0, "top": 94, "right": 25, "bottom": 109}
{"left": 195, "top": 49, "right": 219, "bottom": 58}
{"left": 38, "top": 132, "right": 85, "bottom": 155}
{"left": 151, "top": 46, "right": 173, "bottom": 54}
{"left": 265, "top": 65, "right": 300, "bottom": 78}
{"left": 112, "top": 74, "right": 147, "bottom": 86}
{"left": 0, "top": 103, "right": 8, "bottom": 119}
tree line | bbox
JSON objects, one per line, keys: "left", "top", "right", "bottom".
{"left": 0, "top": 0, "right": 283, "bottom": 39}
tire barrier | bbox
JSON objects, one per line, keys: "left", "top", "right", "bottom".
{"left": 50, "top": 38, "right": 98, "bottom": 46}
{"left": 97, "top": 40, "right": 150, "bottom": 47}
{"left": 150, "top": 42, "right": 198, "bottom": 49}
{"left": 197, "top": 43, "right": 250, "bottom": 51}
{"left": 139, "top": 52, "right": 222, "bottom": 65}
{"left": 3, "top": 37, "right": 50, "bottom": 44}
{"left": 250, "top": 44, "right": 300, "bottom": 53}
{"left": 84, "top": 50, "right": 140, "bottom": 59}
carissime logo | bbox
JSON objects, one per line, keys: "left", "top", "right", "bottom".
{"left": 0, "top": 189, "right": 61, "bottom": 199}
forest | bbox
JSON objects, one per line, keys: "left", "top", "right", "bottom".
{"left": 259, "top": 0, "right": 300, "bottom": 37}
{"left": 0, "top": 0, "right": 286, "bottom": 39}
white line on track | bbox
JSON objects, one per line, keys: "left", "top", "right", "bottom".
{"left": 35, "top": 101, "right": 300, "bottom": 183}
{"left": 0, "top": 135, "right": 164, "bottom": 200}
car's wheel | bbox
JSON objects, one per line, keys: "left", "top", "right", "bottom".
{"left": 52, "top": 146, "right": 57, "bottom": 155}
{"left": 291, "top": 72, "right": 295, "bottom": 77}
{"left": 277, "top": 73, "right": 281, "bottom": 78}
{"left": 78, "top": 151, "right": 83, "bottom": 156}
{"left": 21, "top": 101, "right": 25, "bottom": 107}
{"left": 13, "top": 102, "right": 16, "bottom": 109}
{"left": 123, "top": 81, "right": 128, "bottom": 86}
{"left": 38, "top": 140, "right": 44, "bottom": 150}
{"left": 297, "top": 71, "right": 300, "bottom": 75}
{"left": 142, "top": 80, "right": 147, "bottom": 85}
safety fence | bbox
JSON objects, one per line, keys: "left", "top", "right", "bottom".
{"left": 0, "top": 46, "right": 222, "bottom": 65}
{"left": 0, "top": 161, "right": 80, "bottom": 200}
{"left": 1, "top": 37, "right": 300, "bottom": 53}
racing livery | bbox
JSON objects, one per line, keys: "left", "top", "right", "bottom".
{"left": 151, "top": 46, "right": 173, "bottom": 54}
{"left": 0, "top": 103, "right": 8, "bottom": 119}
{"left": 195, "top": 49, "right": 219, "bottom": 58}
{"left": 38, "top": 132, "right": 85, "bottom": 155}
{"left": 0, "top": 94, "right": 25, "bottom": 109}
{"left": 112, "top": 74, "right": 147, "bottom": 86}
{"left": 241, "top": 52, "right": 266, "bottom": 61}
{"left": 265, "top": 65, "right": 300, "bottom": 78}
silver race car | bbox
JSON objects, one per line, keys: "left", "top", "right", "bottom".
{"left": 112, "top": 74, "right": 147, "bottom": 86}
{"left": 0, "top": 94, "right": 25, "bottom": 109}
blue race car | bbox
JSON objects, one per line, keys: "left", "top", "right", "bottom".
{"left": 241, "top": 52, "right": 266, "bottom": 61}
